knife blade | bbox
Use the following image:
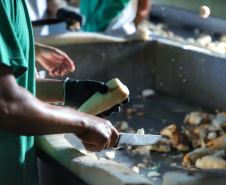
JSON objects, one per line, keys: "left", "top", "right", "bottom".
{"left": 114, "top": 133, "right": 162, "bottom": 148}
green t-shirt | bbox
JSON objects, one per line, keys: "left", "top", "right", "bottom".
{"left": 0, "top": 0, "right": 38, "bottom": 184}
{"left": 80, "top": 0, "right": 130, "bottom": 32}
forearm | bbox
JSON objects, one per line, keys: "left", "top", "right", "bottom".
{"left": 0, "top": 80, "right": 85, "bottom": 136}
{"left": 36, "top": 78, "right": 64, "bottom": 103}
{"left": 0, "top": 66, "right": 118, "bottom": 151}
{"left": 34, "top": 42, "right": 52, "bottom": 63}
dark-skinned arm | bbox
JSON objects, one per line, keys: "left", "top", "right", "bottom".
{"left": 0, "top": 64, "right": 118, "bottom": 152}
{"left": 134, "top": 0, "right": 151, "bottom": 26}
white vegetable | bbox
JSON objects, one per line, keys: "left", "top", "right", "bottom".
{"left": 196, "top": 35, "right": 212, "bottom": 47}
{"left": 147, "top": 172, "right": 161, "bottom": 177}
{"left": 79, "top": 149, "right": 88, "bottom": 155}
{"left": 207, "top": 132, "right": 217, "bottom": 140}
{"left": 131, "top": 166, "right": 139, "bottom": 173}
{"left": 137, "top": 128, "right": 145, "bottom": 135}
{"left": 141, "top": 89, "right": 155, "bottom": 98}
{"left": 78, "top": 78, "right": 129, "bottom": 115}
{"left": 105, "top": 151, "right": 116, "bottom": 160}
{"left": 195, "top": 156, "right": 226, "bottom": 169}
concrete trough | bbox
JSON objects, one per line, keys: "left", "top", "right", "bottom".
{"left": 35, "top": 32, "right": 226, "bottom": 185}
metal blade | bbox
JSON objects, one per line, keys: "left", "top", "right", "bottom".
{"left": 114, "top": 133, "right": 162, "bottom": 148}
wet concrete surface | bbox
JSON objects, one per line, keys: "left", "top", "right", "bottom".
{"left": 65, "top": 94, "right": 203, "bottom": 185}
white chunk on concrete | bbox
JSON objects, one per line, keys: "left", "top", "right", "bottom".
{"left": 131, "top": 166, "right": 140, "bottom": 174}
{"left": 141, "top": 89, "right": 155, "bottom": 98}
{"left": 147, "top": 172, "right": 161, "bottom": 177}
{"left": 137, "top": 128, "right": 145, "bottom": 135}
{"left": 105, "top": 151, "right": 116, "bottom": 160}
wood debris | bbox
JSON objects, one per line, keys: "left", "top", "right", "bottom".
{"left": 182, "top": 148, "right": 213, "bottom": 168}
{"left": 160, "top": 124, "right": 189, "bottom": 152}
{"left": 178, "top": 111, "right": 226, "bottom": 169}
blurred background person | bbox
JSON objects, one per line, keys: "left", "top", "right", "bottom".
{"left": 27, "top": 0, "right": 151, "bottom": 37}
{"left": 26, "top": 0, "right": 83, "bottom": 36}
{"left": 26, "top": 0, "right": 84, "bottom": 76}
{"left": 80, "top": 0, "right": 151, "bottom": 37}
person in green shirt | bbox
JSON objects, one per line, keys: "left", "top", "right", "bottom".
{"left": 0, "top": 0, "right": 122, "bottom": 184}
{"left": 80, "top": 0, "right": 151, "bottom": 32}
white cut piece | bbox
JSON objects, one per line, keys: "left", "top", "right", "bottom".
{"left": 147, "top": 172, "right": 161, "bottom": 177}
{"left": 131, "top": 166, "right": 140, "bottom": 174}
{"left": 207, "top": 132, "right": 217, "bottom": 140}
{"left": 79, "top": 149, "right": 88, "bottom": 155}
{"left": 78, "top": 78, "right": 129, "bottom": 115}
{"left": 184, "top": 112, "right": 202, "bottom": 125}
{"left": 208, "top": 42, "right": 226, "bottom": 54}
{"left": 171, "top": 163, "right": 177, "bottom": 167}
{"left": 137, "top": 128, "right": 145, "bottom": 135}
{"left": 141, "top": 89, "right": 155, "bottom": 98}
{"left": 187, "top": 37, "right": 196, "bottom": 44}
{"left": 105, "top": 151, "right": 116, "bottom": 160}
{"left": 195, "top": 156, "right": 226, "bottom": 169}
{"left": 126, "top": 27, "right": 150, "bottom": 41}
{"left": 196, "top": 35, "right": 212, "bottom": 47}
